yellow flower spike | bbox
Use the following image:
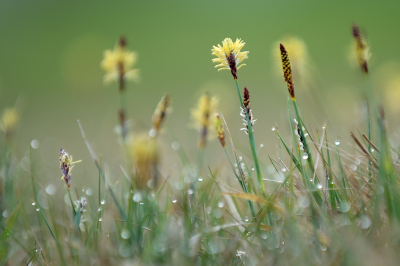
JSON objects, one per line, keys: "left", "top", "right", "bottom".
{"left": 130, "top": 134, "right": 158, "bottom": 190}
{"left": 212, "top": 38, "right": 249, "bottom": 79}
{"left": 190, "top": 93, "right": 219, "bottom": 149}
{"left": 101, "top": 36, "right": 140, "bottom": 87}
{"left": 150, "top": 93, "right": 171, "bottom": 138}
{"left": 352, "top": 23, "right": 370, "bottom": 74}
{"left": 214, "top": 114, "right": 225, "bottom": 148}
{"left": 0, "top": 108, "right": 18, "bottom": 137}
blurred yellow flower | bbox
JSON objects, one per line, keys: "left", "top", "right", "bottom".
{"left": 0, "top": 108, "right": 18, "bottom": 137}
{"left": 130, "top": 134, "right": 158, "bottom": 190}
{"left": 101, "top": 36, "right": 139, "bottom": 84}
{"left": 190, "top": 93, "right": 218, "bottom": 148}
{"left": 212, "top": 38, "right": 248, "bottom": 79}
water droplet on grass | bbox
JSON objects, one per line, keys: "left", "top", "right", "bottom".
{"left": 187, "top": 189, "right": 194, "bottom": 195}
{"left": 101, "top": 200, "right": 105, "bottom": 205}
{"left": 171, "top": 141, "right": 180, "bottom": 150}
{"left": 198, "top": 177, "right": 203, "bottom": 182}
{"left": 260, "top": 144, "right": 264, "bottom": 147}
{"left": 335, "top": 140, "right": 340, "bottom": 146}
{"left": 172, "top": 199, "right": 177, "bottom": 203}
{"left": 361, "top": 215, "right": 372, "bottom": 229}
{"left": 244, "top": 216, "right": 249, "bottom": 222}
{"left": 271, "top": 127, "right": 276, "bottom": 131}
{"left": 217, "top": 201, "right": 224, "bottom": 208}
{"left": 32, "top": 202, "right": 36, "bottom": 206}
{"left": 121, "top": 229, "right": 130, "bottom": 239}
{"left": 31, "top": 140, "right": 39, "bottom": 149}
{"left": 133, "top": 193, "right": 142, "bottom": 202}
{"left": 316, "top": 183, "right": 323, "bottom": 189}
{"left": 302, "top": 153, "right": 308, "bottom": 160}
{"left": 99, "top": 218, "right": 102, "bottom": 222}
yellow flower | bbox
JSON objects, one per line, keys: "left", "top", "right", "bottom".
{"left": 101, "top": 36, "right": 139, "bottom": 84}
{"left": 0, "top": 108, "right": 18, "bottom": 137}
{"left": 190, "top": 93, "right": 219, "bottom": 148}
{"left": 212, "top": 38, "right": 249, "bottom": 79}
{"left": 351, "top": 23, "right": 370, "bottom": 74}
{"left": 130, "top": 134, "right": 158, "bottom": 190}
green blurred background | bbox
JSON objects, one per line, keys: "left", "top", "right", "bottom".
{"left": 1, "top": 0, "right": 400, "bottom": 191}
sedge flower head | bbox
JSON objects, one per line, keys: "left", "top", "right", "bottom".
{"left": 212, "top": 38, "right": 249, "bottom": 79}
{"left": 350, "top": 23, "right": 370, "bottom": 74}
{"left": 101, "top": 36, "right": 139, "bottom": 84}
{"left": 60, "top": 149, "right": 81, "bottom": 189}
{"left": 0, "top": 108, "right": 18, "bottom": 137}
{"left": 190, "top": 93, "right": 219, "bottom": 148}
{"left": 273, "top": 36, "right": 308, "bottom": 81}
{"left": 130, "top": 134, "right": 158, "bottom": 190}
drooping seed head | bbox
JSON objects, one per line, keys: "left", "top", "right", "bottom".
{"left": 59, "top": 149, "right": 81, "bottom": 189}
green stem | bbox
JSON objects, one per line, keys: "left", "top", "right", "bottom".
{"left": 234, "top": 79, "right": 265, "bottom": 196}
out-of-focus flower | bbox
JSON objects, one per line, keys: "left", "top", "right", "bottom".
{"left": 130, "top": 134, "right": 158, "bottom": 190}
{"left": 60, "top": 149, "right": 81, "bottom": 189}
{"left": 150, "top": 93, "right": 171, "bottom": 138}
{"left": 190, "top": 93, "right": 219, "bottom": 149}
{"left": 351, "top": 23, "right": 370, "bottom": 74}
{"left": 214, "top": 114, "right": 225, "bottom": 148}
{"left": 101, "top": 36, "right": 139, "bottom": 85}
{"left": 212, "top": 38, "right": 249, "bottom": 79}
{"left": 0, "top": 108, "right": 18, "bottom": 137}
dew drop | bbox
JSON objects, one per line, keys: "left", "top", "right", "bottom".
{"left": 198, "top": 177, "right": 203, "bottom": 182}
{"left": 316, "top": 183, "right": 323, "bottom": 189}
{"left": 371, "top": 148, "right": 375, "bottom": 152}
{"left": 271, "top": 127, "right": 276, "bottom": 131}
{"left": 98, "top": 218, "right": 102, "bottom": 222}
{"left": 302, "top": 153, "right": 309, "bottom": 160}
{"left": 244, "top": 216, "right": 249, "bottom": 222}
{"left": 361, "top": 215, "right": 372, "bottom": 229}
{"left": 31, "top": 140, "right": 39, "bottom": 149}
{"left": 2, "top": 210, "right": 9, "bottom": 218}
{"left": 36, "top": 208, "right": 39, "bottom": 212}
{"left": 121, "top": 229, "right": 130, "bottom": 239}
{"left": 171, "top": 141, "right": 180, "bottom": 150}
{"left": 133, "top": 193, "right": 142, "bottom": 202}
{"left": 139, "top": 202, "right": 144, "bottom": 205}
{"left": 32, "top": 202, "right": 36, "bottom": 206}
{"left": 101, "top": 200, "right": 105, "bottom": 205}
{"left": 98, "top": 208, "right": 101, "bottom": 212}
{"left": 172, "top": 199, "right": 177, "bottom": 203}
{"left": 239, "top": 156, "right": 243, "bottom": 160}
{"left": 187, "top": 189, "right": 194, "bottom": 195}
{"left": 335, "top": 140, "right": 340, "bottom": 146}
{"left": 45, "top": 185, "right": 56, "bottom": 195}
{"left": 251, "top": 167, "right": 255, "bottom": 171}
{"left": 282, "top": 168, "right": 287, "bottom": 172}
{"left": 217, "top": 201, "right": 224, "bottom": 208}
{"left": 261, "top": 231, "right": 268, "bottom": 239}
{"left": 260, "top": 144, "right": 264, "bottom": 147}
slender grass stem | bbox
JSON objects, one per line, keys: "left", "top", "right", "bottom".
{"left": 234, "top": 79, "right": 265, "bottom": 196}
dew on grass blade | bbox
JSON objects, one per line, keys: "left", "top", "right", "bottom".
{"left": 335, "top": 140, "right": 340, "bottom": 146}
{"left": 171, "top": 141, "right": 180, "bottom": 150}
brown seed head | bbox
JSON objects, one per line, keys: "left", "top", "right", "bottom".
{"left": 240, "top": 87, "right": 256, "bottom": 134}
{"left": 280, "top": 44, "right": 295, "bottom": 100}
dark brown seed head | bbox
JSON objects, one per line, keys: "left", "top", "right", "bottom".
{"left": 227, "top": 52, "right": 238, "bottom": 79}
{"left": 119, "top": 35, "right": 126, "bottom": 48}
{"left": 280, "top": 44, "right": 295, "bottom": 100}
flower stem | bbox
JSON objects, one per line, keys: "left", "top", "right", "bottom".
{"left": 234, "top": 79, "right": 265, "bottom": 196}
